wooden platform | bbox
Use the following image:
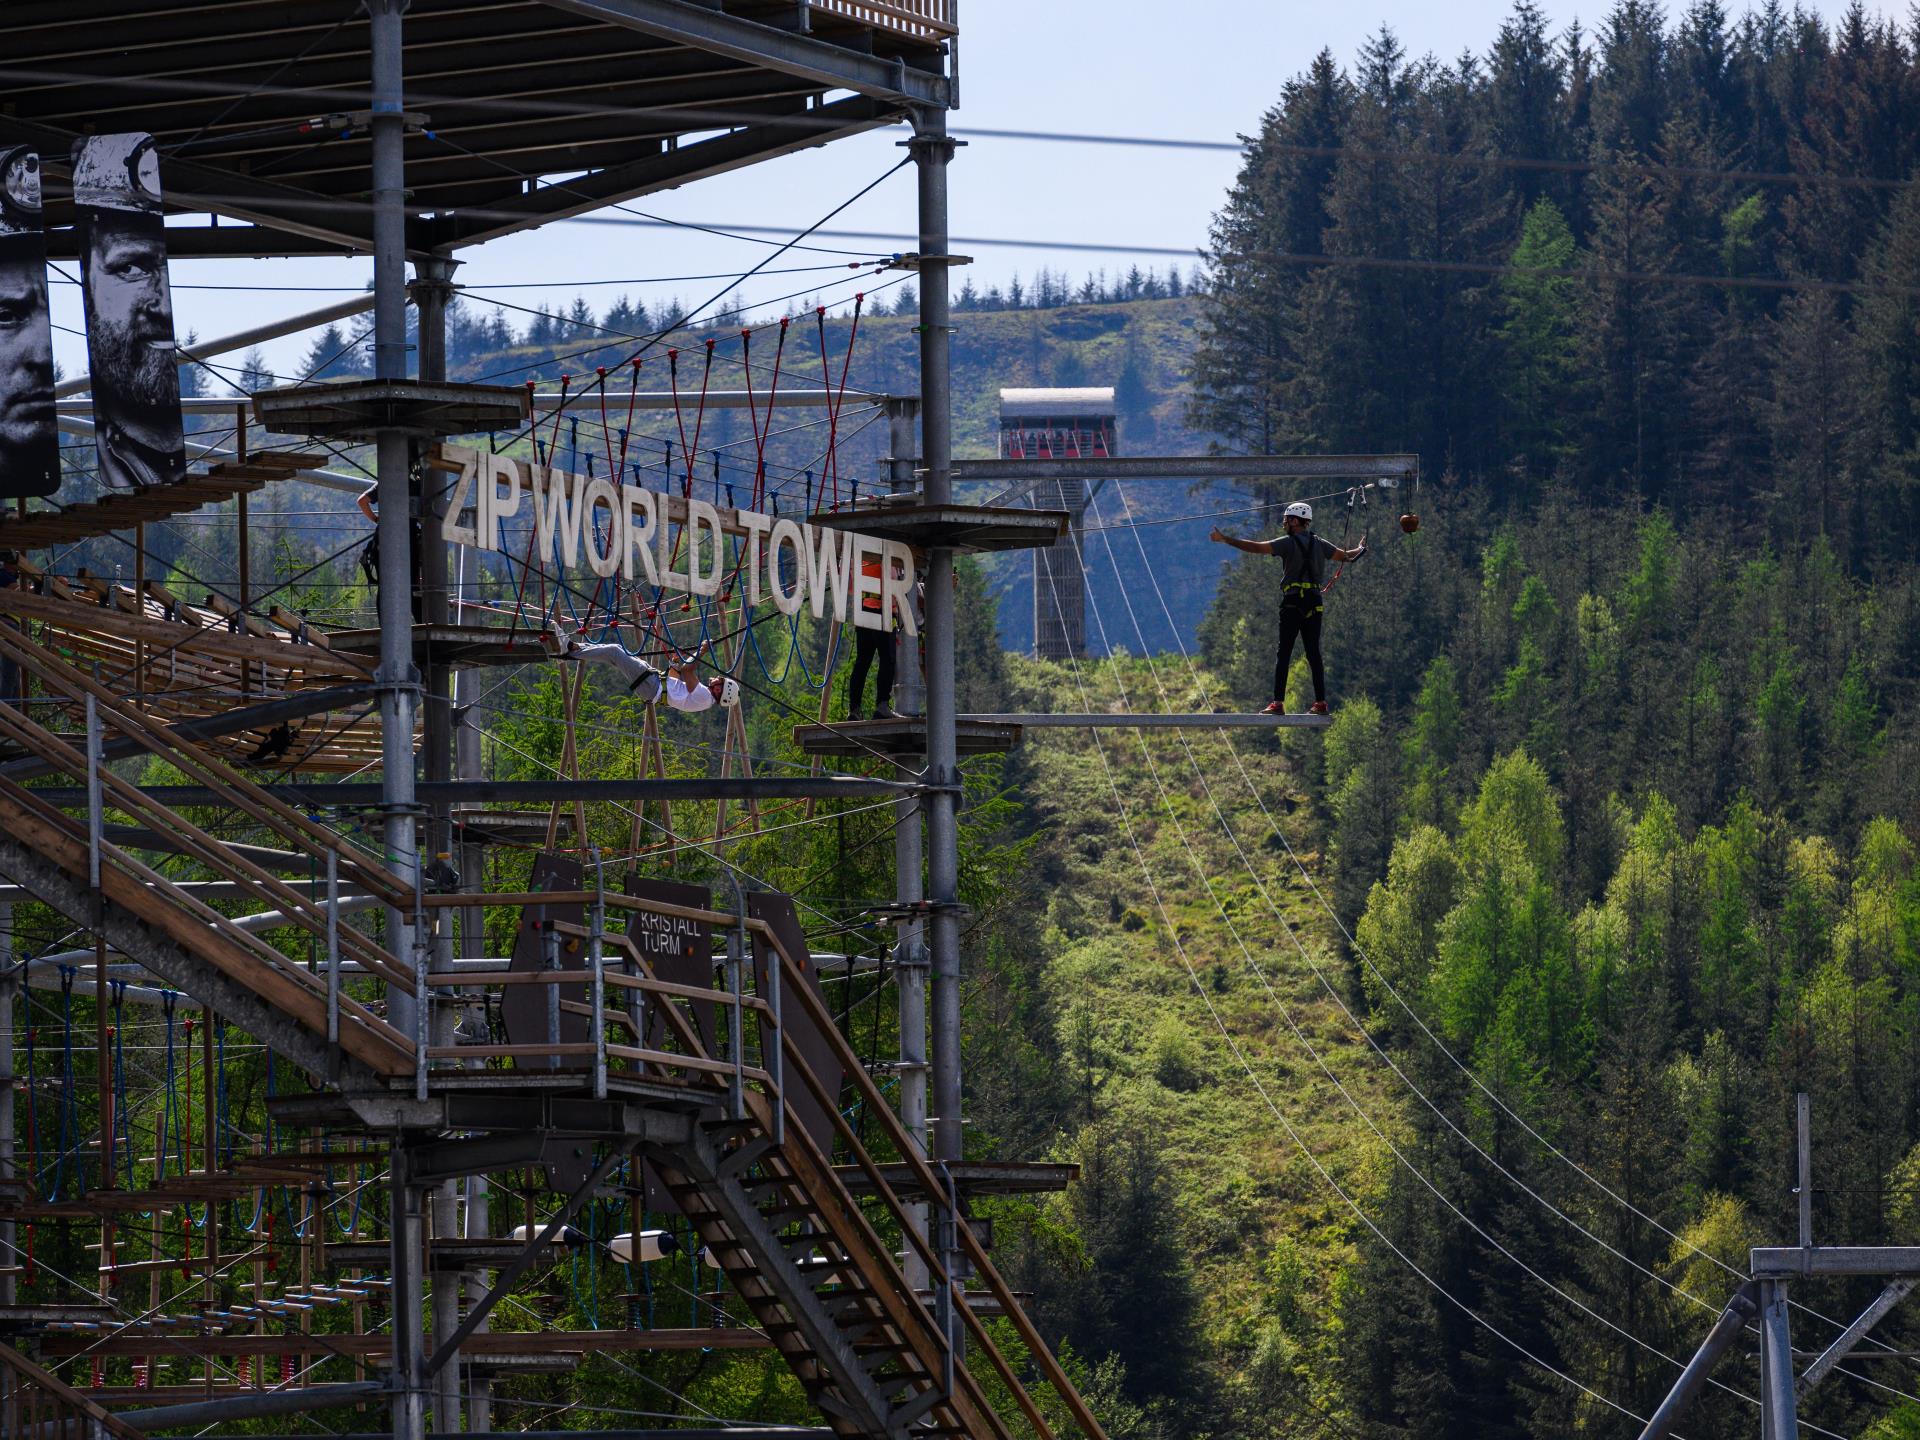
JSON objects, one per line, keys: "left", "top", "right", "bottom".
{"left": 965, "top": 711, "right": 1334, "bottom": 728}
{"left": 793, "top": 710, "right": 1329, "bottom": 756}
{"left": 328, "top": 622, "right": 547, "bottom": 667}
{"left": 0, "top": 575, "right": 390, "bottom": 771}
{"left": 832, "top": 1159, "right": 1078, "bottom": 1198}
{"left": 0, "top": 453, "right": 326, "bottom": 547}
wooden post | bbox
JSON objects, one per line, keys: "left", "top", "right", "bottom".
{"left": 134, "top": 522, "right": 146, "bottom": 700}
{"left": 202, "top": 1009, "right": 217, "bottom": 1395}
{"left": 236, "top": 406, "right": 251, "bottom": 697}
{"left": 95, "top": 940, "right": 114, "bottom": 1197}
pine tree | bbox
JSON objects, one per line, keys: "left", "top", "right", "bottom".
{"left": 1187, "top": 48, "right": 1350, "bottom": 468}
{"left": 233, "top": 346, "right": 272, "bottom": 396}
{"left": 1498, "top": 198, "right": 1583, "bottom": 478}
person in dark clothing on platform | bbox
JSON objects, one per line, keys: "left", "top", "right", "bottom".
{"left": 846, "top": 545, "right": 897, "bottom": 719}
{"left": 1211, "top": 501, "right": 1367, "bottom": 716}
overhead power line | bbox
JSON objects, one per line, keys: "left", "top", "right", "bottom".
{"left": 946, "top": 124, "right": 1910, "bottom": 191}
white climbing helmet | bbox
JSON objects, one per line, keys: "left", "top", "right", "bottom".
{"left": 718, "top": 677, "right": 741, "bottom": 708}
{"left": 1285, "top": 501, "right": 1313, "bottom": 523}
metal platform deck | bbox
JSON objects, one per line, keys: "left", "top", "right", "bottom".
{"left": 794, "top": 711, "right": 1327, "bottom": 755}
{"left": 968, "top": 711, "right": 1334, "bottom": 728}
{"left": 807, "top": 502, "right": 1069, "bottom": 553}
{"left": 792, "top": 717, "right": 1023, "bottom": 758}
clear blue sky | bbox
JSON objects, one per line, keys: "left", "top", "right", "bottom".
{"left": 50, "top": 0, "right": 1895, "bottom": 389}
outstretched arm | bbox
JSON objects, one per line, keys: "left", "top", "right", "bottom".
{"left": 1331, "top": 536, "right": 1369, "bottom": 563}
{"left": 1210, "top": 527, "right": 1276, "bottom": 556}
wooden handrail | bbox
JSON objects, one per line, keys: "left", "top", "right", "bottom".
{"left": 760, "top": 924, "right": 1109, "bottom": 1440}
{"left": 0, "top": 624, "right": 406, "bottom": 906}
{"left": 0, "top": 701, "right": 416, "bottom": 997}
{"left": 0, "top": 1338, "right": 148, "bottom": 1438}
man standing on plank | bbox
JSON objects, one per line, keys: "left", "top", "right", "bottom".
{"left": 1210, "top": 501, "right": 1367, "bottom": 716}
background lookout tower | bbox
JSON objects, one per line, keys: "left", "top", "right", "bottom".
{"left": 1000, "top": 386, "right": 1115, "bottom": 659}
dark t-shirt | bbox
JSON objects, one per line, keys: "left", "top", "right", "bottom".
{"left": 1274, "top": 532, "right": 1337, "bottom": 593}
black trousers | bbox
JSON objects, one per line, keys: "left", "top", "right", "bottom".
{"left": 849, "top": 626, "right": 895, "bottom": 714}
{"left": 1274, "top": 601, "right": 1325, "bottom": 706}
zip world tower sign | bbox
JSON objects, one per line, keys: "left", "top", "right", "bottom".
{"left": 434, "top": 444, "right": 920, "bottom": 633}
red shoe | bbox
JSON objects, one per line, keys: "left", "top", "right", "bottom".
{"left": 1308, "top": 701, "right": 1329, "bottom": 716}
{"left": 1260, "top": 701, "right": 1286, "bottom": 716}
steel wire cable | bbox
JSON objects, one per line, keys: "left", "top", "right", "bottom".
{"left": 1096, "top": 479, "right": 1920, "bottom": 1404}
{"left": 1026, "top": 534, "right": 1680, "bottom": 1436}
{"left": 1051, "top": 517, "right": 1850, "bottom": 1432}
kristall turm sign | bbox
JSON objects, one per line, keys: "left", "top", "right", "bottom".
{"left": 72, "top": 133, "right": 185, "bottom": 490}
{"left": 436, "top": 444, "right": 919, "bottom": 633}
{"left": 0, "top": 147, "right": 59, "bottom": 500}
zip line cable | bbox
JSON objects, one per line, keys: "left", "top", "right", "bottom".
{"left": 1053, "top": 520, "right": 1834, "bottom": 1431}
{"left": 1028, "top": 541, "right": 1674, "bottom": 1436}
{"left": 1095, "top": 480, "right": 1920, "bottom": 1401}
{"left": 940, "top": 124, "right": 1913, "bottom": 192}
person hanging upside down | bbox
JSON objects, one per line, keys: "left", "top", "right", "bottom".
{"left": 542, "top": 622, "right": 740, "bottom": 712}
{"left": 1210, "top": 501, "right": 1366, "bottom": 716}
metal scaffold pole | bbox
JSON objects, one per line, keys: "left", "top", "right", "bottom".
{"left": 414, "top": 250, "right": 464, "bottom": 1436}
{"left": 364, "top": 4, "right": 426, "bottom": 1438}
{"left": 889, "top": 396, "right": 930, "bottom": 1288}
{"left": 0, "top": 903, "right": 13, "bottom": 1311}
{"left": 909, "top": 108, "right": 961, "bottom": 1170}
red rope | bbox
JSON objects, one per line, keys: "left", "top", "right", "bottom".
{"left": 814, "top": 296, "right": 865, "bottom": 509}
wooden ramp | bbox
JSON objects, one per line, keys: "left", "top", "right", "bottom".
{"left": 0, "top": 452, "right": 327, "bottom": 547}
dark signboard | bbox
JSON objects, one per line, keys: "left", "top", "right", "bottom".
{"left": 71, "top": 133, "right": 185, "bottom": 489}
{"left": 749, "top": 890, "right": 845, "bottom": 1161}
{"left": 0, "top": 147, "right": 59, "bottom": 500}
{"left": 626, "top": 875, "right": 714, "bottom": 1216}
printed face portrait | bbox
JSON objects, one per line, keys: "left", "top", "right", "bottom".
{"left": 82, "top": 215, "right": 175, "bottom": 427}
{"left": 0, "top": 148, "right": 59, "bottom": 500}
{"left": 72, "top": 133, "right": 183, "bottom": 488}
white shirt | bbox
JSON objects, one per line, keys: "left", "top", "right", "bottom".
{"left": 665, "top": 674, "right": 715, "bottom": 713}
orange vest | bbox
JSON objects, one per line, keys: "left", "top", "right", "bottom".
{"left": 861, "top": 555, "right": 883, "bottom": 614}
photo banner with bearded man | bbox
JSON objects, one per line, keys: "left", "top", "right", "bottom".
{"left": 0, "top": 147, "right": 60, "bottom": 500}
{"left": 72, "top": 133, "right": 184, "bottom": 490}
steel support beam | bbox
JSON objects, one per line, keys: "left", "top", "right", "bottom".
{"left": 957, "top": 454, "right": 1420, "bottom": 484}
{"left": 1635, "top": 1283, "right": 1756, "bottom": 1440}
{"left": 390, "top": 1141, "right": 428, "bottom": 1440}
{"left": 423, "top": 1148, "right": 627, "bottom": 1379}
{"left": 534, "top": 0, "right": 950, "bottom": 106}
{"left": 1761, "top": 1280, "right": 1798, "bottom": 1440}
{"left": 28, "top": 776, "right": 918, "bottom": 808}
{"left": 52, "top": 293, "right": 380, "bottom": 400}
{"left": 1798, "top": 1277, "right": 1916, "bottom": 1395}
{"left": 909, "top": 107, "right": 961, "bottom": 1173}
{"left": 1752, "top": 1247, "right": 1920, "bottom": 1277}
{"left": 118, "top": 1381, "right": 386, "bottom": 1431}
{"left": 437, "top": 92, "right": 897, "bottom": 248}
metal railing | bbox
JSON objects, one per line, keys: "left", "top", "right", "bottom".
{"left": 807, "top": 0, "right": 956, "bottom": 41}
{"left": 413, "top": 879, "right": 783, "bottom": 1107}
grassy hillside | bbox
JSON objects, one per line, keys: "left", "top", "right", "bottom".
{"left": 978, "top": 651, "right": 1397, "bottom": 1436}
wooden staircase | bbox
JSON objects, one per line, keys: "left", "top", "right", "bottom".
{"left": 0, "top": 621, "right": 1106, "bottom": 1440}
